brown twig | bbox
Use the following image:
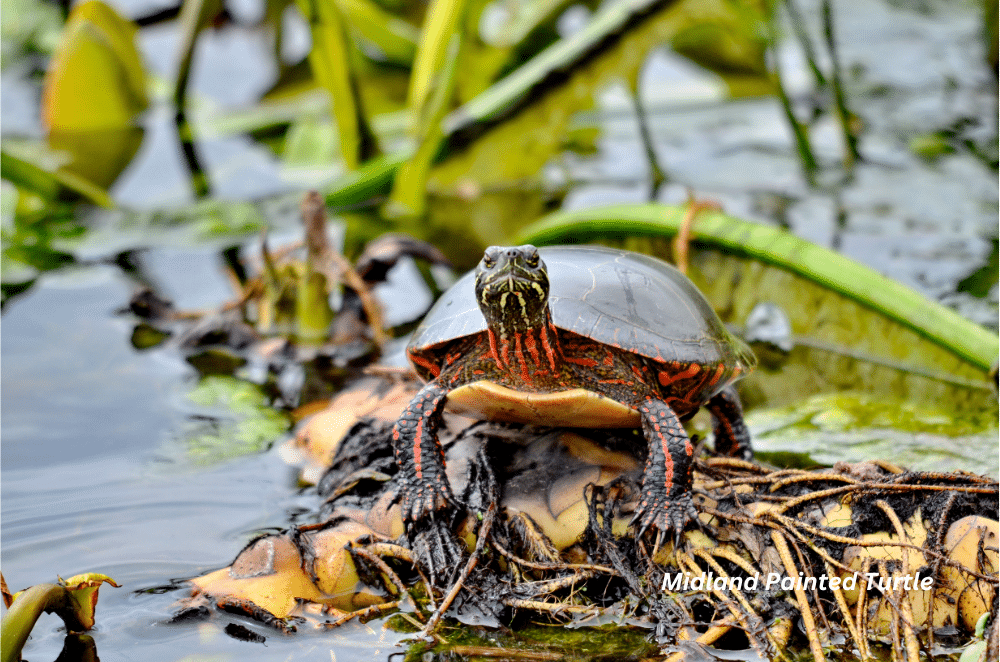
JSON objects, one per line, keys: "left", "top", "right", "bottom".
{"left": 350, "top": 545, "right": 421, "bottom": 620}
{"left": 672, "top": 193, "right": 722, "bottom": 275}
{"left": 492, "top": 539, "right": 619, "bottom": 575}
{"left": 771, "top": 530, "right": 826, "bottom": 662}
{"left": 770, "top": 471, "right": 860, "bottom": 492}
{"left": 418, "top": 503, "right": 497, "bottom": 638}
{"left": 501, "top": 597, "right": 604, "bottom": 618}
{"left": 322, "top": 600, "right": 400, "bottom": 628}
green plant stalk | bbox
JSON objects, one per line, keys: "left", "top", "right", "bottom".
{"left": 295, "top": 268, "right": 333, "bottom": 342}
{"left": 516, "top": 204, "right": 999, "bottom": 373}
{"left": 406, "top": 0, "right": 467, "bottom": 113}
{"left": 628, "top": 74, "right": 666, "bottom": 200}
{"left": 1, "top": 584, "right": 88, "bottom": 662}
{"left": 175, "top": 110, "right": 211, "bottom": 198}
{"left": 297, "top": 0, "right": 377, "bottom": 170}
{"left": 783, "top": 0, "right": 826, "bottom": 88}
{"left": 388, "top": 34, "right": 461, "bottom": 218}
{"left": 821, "top": 0, "right": 859, "bottom": 172}
{"left": 1, "top": 149, "right": 113, "bottom": 207}
{"left": 323, "top": 149, "right": 411, "bottom": 209}
{"left": 336, "top": 0, "right": 418, "bottom": 67}
{"left": 296, "top": 191, "right": 336, "bottom": 342}
{"left": 320, "top": 0, "right": 679, "bottom": 208}
{"left": 173, "top": 0, "right": 222, "bottom": 110}
{"left": 765, "top": 15, "right": 817, "bottom": 185}
{"left": 443, "top": 0, "right": 677, "bottom": 133}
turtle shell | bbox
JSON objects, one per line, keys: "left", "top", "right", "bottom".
{"left": 408, "top": 245, "right": 754, "bottom": 375}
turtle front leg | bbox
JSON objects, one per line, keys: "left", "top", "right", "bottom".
{"left": 706, "top": 385, "right": 752, "bottom": 461}
{"left": 632, "top": 397, "right": 699, "bottom": 542}
{"left": 393, "top": 380, "right": 456, "bottom": 521}
{"left": 392, "top": 380, "right": 465, "bottom": 583}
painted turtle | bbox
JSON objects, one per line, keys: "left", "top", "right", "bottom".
{"left": 393, "top": 245, "right": 755, "bottom": 556}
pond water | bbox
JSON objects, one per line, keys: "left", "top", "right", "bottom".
{"left": 1, "top": 0, "right": 996, "bottom": 659}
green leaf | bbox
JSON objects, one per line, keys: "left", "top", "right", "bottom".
{"left": 387, "top": 34, "right": 460, "bottom": 218}
{"left": 1, "top": 145, "right": 114, "bottom": 207}
{"left": 337, "top": 0, "right": 418, "bottom": 66}
{"left": 296, "top": 0, "right": 379, "bottom": 169}
{"left": 406, "top": 0, "right": 467, "bottom": 114}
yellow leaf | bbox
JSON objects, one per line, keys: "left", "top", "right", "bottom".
{"left": 42, "top": 0, "right": 148, "bottom": 132}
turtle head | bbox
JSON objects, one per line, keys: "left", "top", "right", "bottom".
{"left": 475, "top": 245, "right": 550, "bottom": 332}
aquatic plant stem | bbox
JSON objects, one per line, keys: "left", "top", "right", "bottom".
{"left": 297, "top": 0, "right": 379, "bottom": 170}
{"left": 821, "top": 0, "right": 860, "bottom": 172}
{"left": 629, "top": 74, "right": 666, "bottom": 201}
{"left": 175, "top": 109, "right": 210, "bottom": 198}
{"left": 388, "top": 34, "right": 462, "bottom": 218}
{"left": 765, "top": 14, "right": 818, "bottom": 185}
{"left": 172, "top": 0, "right": 221, "bottom": 111}
{"left": 171, "top": 0, "right": 213, "bottom": 198}
{"left": 2, "top": 584, "right": 74, "bottom": 662}
{"left": 1, "top": 575, "right": 119, "bottom": 662}
{"left": 783, "top": 0, "right": 826, "bottom": 88}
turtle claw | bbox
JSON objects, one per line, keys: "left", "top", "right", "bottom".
{"left": 631, "top": 492, "right": 699, "bottom": 547}
{"left": 399, "top": 480, "right": 456, "bottom": 525}
{"left": 409, "top": 516, "right": 467, "bottom": 587}
{"left": 397, "top": 482, "right": 467, "bottom": 586}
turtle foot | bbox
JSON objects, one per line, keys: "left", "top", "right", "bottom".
{"left": 409, "top": 515, "right": 467, "bottom": 587}
{"left": 399, "top": 480, "right": 456, "bottom": 525}
{"left": 631, "top": 491, "right": 699, "bottom": 546}
{"left": 397, "top": 481, "right": 467, "bottom": 585}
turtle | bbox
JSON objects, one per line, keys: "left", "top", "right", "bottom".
{"left": 392, "top": 244, "right": 756, "bottom": 568}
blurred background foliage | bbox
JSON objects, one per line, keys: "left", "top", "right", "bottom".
{"left": 1, "top": 0, "right": 996, "bottom": 276}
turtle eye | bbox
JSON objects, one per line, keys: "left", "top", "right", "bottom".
{"left": 525, "top": 250, "right": 539, "bottom": 268}
{"left": 482, "top": 254, "right": 495, "bottom": 268}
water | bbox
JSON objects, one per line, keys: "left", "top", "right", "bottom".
{"left": 1, "top": 0, "right": 996, "bottom": 658}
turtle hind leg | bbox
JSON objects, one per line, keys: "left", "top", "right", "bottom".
{"left": 631, "top": 397, "right": 698, "bottom": 542}
{"left": 392, "top": 381, "right": 466, "bottom": 583}
{"left": 706, "top": 385, "right": 753, "bottom": 461}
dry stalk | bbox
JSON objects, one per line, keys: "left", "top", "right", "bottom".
{"left": 445, "top": 645, "right": 563, "bottom": 660}
{"left": 349, "top": 545, "right": 420, "bottom": 620}
{"left": 501, "top": 597, "right": 604, "bottom": 618}
{"left": 823, "top": 559, "right": 870, "bottom": 660}
{"left": 770, "top": 472, "right": 860, "bottom": 492}
{"left": 492, "top": 539, "right": 618, "bottom": 575}
{"left": 693, "top": 549, "right": 774, "bottom": 658}
{"left": 322, "top": 600, "right": 400, "bottom": 628}
{"left": 771, "top": 529, "right": 826, "bottom": 662}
